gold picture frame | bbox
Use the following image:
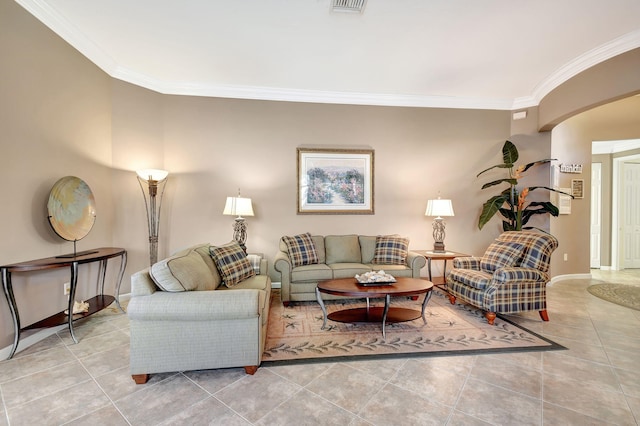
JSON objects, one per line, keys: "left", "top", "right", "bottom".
{"left": 297, "top": 147, "right": 374, "bottom": 214}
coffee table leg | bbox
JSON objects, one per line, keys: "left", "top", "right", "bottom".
{"left": 421, "top": 290, "right": 433, "bottom": 324}
{"left": 315, "top": 287, "right": 328, "bottom": 329}
{"left": 381, "top": 294, "right": 390, "bottom": 339}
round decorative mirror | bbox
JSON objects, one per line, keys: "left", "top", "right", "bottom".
{"left": 47, "top": 176, "right": 97, "bottom": 242}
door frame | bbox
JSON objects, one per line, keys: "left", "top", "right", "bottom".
{"left": 612, "top": 153, "right": 640, "bottom": 270}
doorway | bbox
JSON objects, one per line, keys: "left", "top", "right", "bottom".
{"left": 592, "top": 139, "right": 640, "bottom": 270}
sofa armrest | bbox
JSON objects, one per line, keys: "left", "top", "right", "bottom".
{"left": 259, "top": 258, "right": 268, "bottom": 276}
{"left": 131, "top": 268, "right": 157, "bottom": 297}
{"left": 274, "top": 250, "right": 292, "bottom": 303}
{"left": 406, "top": 251, "right": 426, "bottom": 275}
{"left": 128, "top": 289, "right": 261, "bottom": 321}
{"left": 452, "top": 257, "right": 481, "bottom": 270}
{"left": 274, "top": 251, "right": 291, "bottom": 275}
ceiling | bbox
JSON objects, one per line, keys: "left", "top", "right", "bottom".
{"left": 16, "top": 0, "right": 640, "bottom": 110}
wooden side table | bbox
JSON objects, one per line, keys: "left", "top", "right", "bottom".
{"left": 414, "top": 250, "right": 470, "bottom": 287}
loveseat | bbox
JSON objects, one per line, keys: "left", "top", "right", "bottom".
{"left": 127, "top": 242, "right": 270, "bottom": 384}
{"left": 274, "top": 233, "right": 426, "bottom": 305}
{"left": 446, "top": 231, "right": 558, "bottom": 325}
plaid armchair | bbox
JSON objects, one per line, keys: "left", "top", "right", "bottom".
{"left": 446, "top": 231, "right": 558, "bottom": 325}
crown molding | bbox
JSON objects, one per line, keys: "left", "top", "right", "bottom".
{"left": 527, "top": 29, "right": 640, "bottom": 106}
{"left": 16, "top": 0, "right": 640, "bottom": 111}
{"left": 592, "top": 139, "right": 640, "bottom": 154}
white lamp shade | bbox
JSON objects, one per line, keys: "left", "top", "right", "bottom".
{"left": 425, "top": 199, "right": 455, "bottom": 217}
{"left": 223, "top": 196, "right": 254, "bottom": 217}
{"left": 136, "top": 169, "right": 169, "bottom": 182}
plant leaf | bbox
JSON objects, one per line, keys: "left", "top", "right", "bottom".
{"left": 521, "top": 202, "right": 560, "bottom": 224}
{"left": 478, "top": 195, "right": 508, "bottom": 230}
{"left": 503, "top": 221, "right": 517, "bottom": 232}
{"left": 521, "top": 159, "right": 556, "bottom": 173}
{"left": 502, "top": 140, "right": 519, "bottom": 165}
{"left": 481, "top": 178, "right": 518, "bottom": 190}
{"left": 476, "top": 163, "right": 511, "bottom": 177}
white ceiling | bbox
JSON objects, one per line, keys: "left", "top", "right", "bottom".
{"left": 16, "top": 0, "right": 640, "bottom": 110}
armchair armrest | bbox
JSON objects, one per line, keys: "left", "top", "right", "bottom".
{"left": 452, "top": 257, "right": 481, "bottom": 270}
{"left": 493, "top": 267, "right": 548, "bottom": 284}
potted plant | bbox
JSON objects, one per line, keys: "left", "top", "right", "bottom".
{"left": 477, "top": 140, "right": 569, "bottom": 231}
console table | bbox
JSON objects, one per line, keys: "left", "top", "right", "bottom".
{"left": 1, "top": 247, "right": 127, "bottom": 360}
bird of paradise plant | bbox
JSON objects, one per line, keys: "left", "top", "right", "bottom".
{"left": 478, "top": 140, "right": 567, "bottom": 231}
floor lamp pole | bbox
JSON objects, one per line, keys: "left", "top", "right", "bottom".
{"left": 137, "top": 169, "right": 169, "bottom": 266}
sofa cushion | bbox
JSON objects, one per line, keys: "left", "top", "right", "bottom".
{"left": 210, "top": 241, "right": 256, "bottom": 288}
{"left": 325, "top": 235, "right": 361, "bottom": 264}
{"left": 291, "top": 263, "right": 333, "bottom": 282}
{"left": 448, "top": 269, "right": 492, "bottom": 290}
{"left": 480, "top": 241, "right": 524, "bottom": 273}
{"left": 150, "top": 248, "right": 213, "bottom": 292}
{"left": 359, "top": 235, "right": 377, "bottom": 263}
{"left": 329, "top": 263, "right": 371, "bottom": 279}
{"left": 193, "top": 244, "right": 221, "bottom": 290}
{"left": 282, "top": 232, "right": 319, "bottom": 267}
{"left": 373, "top": 235, "right": 409, "bottom": 265}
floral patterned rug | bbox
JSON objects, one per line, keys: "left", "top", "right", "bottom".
{"left": 262, "top": 289, "right": 563, "bottom": 364}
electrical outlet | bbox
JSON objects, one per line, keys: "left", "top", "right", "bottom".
{"left": 63, "top": 282, "right": 70, "bottom": 296}
{"left": 563, "top": 253, "right": 568, "bottom": 261}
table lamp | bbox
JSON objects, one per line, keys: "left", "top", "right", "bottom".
{"left": 425, "top": 196, "right": 454, "bottom": 252}
{"left": 223, "top": 190, "right": 254, "bottom": 252}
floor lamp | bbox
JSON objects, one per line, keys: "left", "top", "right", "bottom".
{"left": 223, "top": 190, "right": 254, "bottom": 253}
{"left": 137, "top": 169, "right": 169, "bottom": 266}
{"left": 425, "top": 197, "right": 455, "bottom": 252}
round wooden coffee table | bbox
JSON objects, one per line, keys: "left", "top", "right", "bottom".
{"left": 315, "top": 277, "right": 434, "bottom": 339}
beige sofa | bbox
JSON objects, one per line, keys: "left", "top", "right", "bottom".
{"left": 274, "top": 234, "right": 426, "bottom": 305}
{"left": 127, "top": 243, "right": 270, "bottom": 383}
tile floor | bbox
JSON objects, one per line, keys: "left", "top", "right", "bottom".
{"left": 0, "top": 270, "right": 639, "bottom": 425}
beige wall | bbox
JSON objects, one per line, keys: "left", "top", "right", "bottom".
{"left": 118, "top": 94, "right": 514, "bottom": 276}
{"left": 550, "top": 96, "right": 640, "bottom": 275}
{"left": 2, "top": 0, "right": 639, "bottom": 352}
{"left": 0, "top": 0, "right": 114, "bottom": 348}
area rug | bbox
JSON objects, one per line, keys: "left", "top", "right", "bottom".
{"left": 262, "top": 290, "right": 563, "bottom": 364}
{"left": 587, "top": 283, "right": 640, "bottom": 311}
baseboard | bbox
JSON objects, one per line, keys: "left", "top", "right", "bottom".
{"left": 0, "top": 325, "right": 66, "bottom": 360}
{"left": 549, "top": 273, "right": 592, "bottom": 286}
{"left": 0, "top": 293, "right": 132, "bottom": 360}
{"left": 271, "top": 281, "right": 281, "bottom": 289}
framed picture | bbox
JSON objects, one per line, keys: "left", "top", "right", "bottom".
{"left": 571, "top": 179, "right": 584, "bottom": 199}
{"left": 297, "top": 147, "right": 374, "bottom": 214}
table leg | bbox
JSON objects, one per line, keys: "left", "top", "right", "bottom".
{"left": 420, "top": 290, "right": 433, "bottom": 324}
{"left": 2, "top": 268, "right": 20, "bottom": 360}
{"left": 97, "top": 259, "right": 107, "bottom": 296}
{"left": 315, "top": 287, "right": 328, "bottom": 329}
{"left": 381, "top": 294, "right": 390, "bottom": 339}
{"left": 68, "top": 261, "right": 79, "bottom": 344}
{"left": 114, "top": 252, "right": 127, "bottom": 313}
{"left": 427, "top": 258, "right": 433, "bottom": 281}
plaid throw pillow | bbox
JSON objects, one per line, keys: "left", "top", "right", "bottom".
{"left": 209, "top": 241, "right": 255, "bottom": 287}
{"left": 480, "top": 241, "right": 524, "bottom": 272}
{"left": 282, "top": 232, "right": 318, "bottom": 268}
{"left": 373, "top": 235, "right": 409, "bottom": 265}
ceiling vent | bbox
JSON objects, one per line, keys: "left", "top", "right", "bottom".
{"left": 332, "top": 0, "right": 367, "bottom": 13}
